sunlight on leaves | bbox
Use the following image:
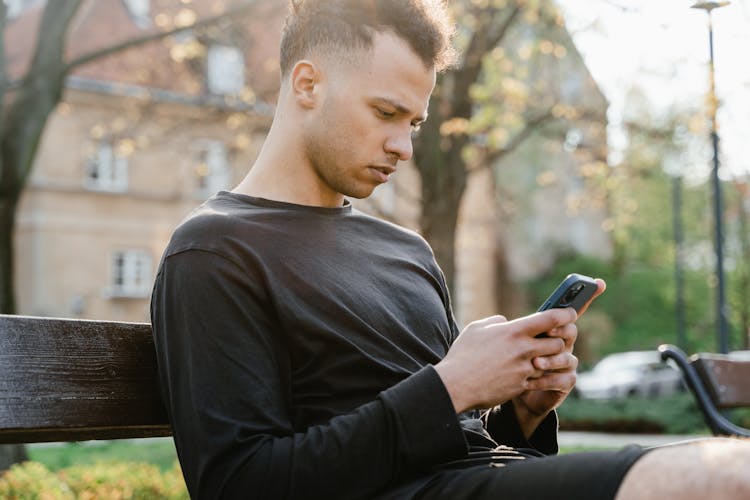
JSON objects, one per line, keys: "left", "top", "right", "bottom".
{"left": 440, "top": 117, "right": 471, "bottom": 137}
{"left": 240, "top": 87, "right": 256, "bottom": 104}
{"left": 174, "top": 8, "right": 197, "bottom": 28}
{"left": 233, "top": 133, "right": 251, "bottom": 150}
{"left": 536, "top": 170, "right": 558, "bottom": 187}
{"left": 154, "top": 13, "right": 173, "bottom": 29}
{"left": 169, "top": 38, "right": 205, "bottom": 62}
{"left": 226, "top": 113, "right": 247, "bottom": 130}
{"left": 115, "top": 138, "right": 136, "bottom": 157}
{"left": 89, "top": 125, "right": 105, "bottom": 140}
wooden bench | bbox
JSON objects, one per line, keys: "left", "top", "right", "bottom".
{"left": 0, "top": 314, "right": 170, "bottom": 444}
{"left": 7, "top": 313, "right": 747, "bottom": 444}
{"left": 659, "top": 343, "right": 750, "bottom": 437}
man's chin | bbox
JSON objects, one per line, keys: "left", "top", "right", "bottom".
{"left": 344, "top": 186, "right": 377, "bottom": 200}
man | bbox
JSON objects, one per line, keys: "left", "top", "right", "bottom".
{"left": 151, "top": 1, "right": 750, "bottom": 498}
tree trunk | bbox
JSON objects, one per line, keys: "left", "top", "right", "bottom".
{"left": 420, "top": 186, "right": 463, "bottom": 296}
{"left": 0, "top": 443, "right": 28, "bottom": 473}
{"left": 0, "top": 193, "right": 27, "bottom": 472}
{"left": 411, "top": 5, "right": 520, "bottom": 296}
{"left": 0, "top": 195, "right": 17, "bottom": 314}
{"left": 414, "top": 93, "right": 468, "bottom": 296}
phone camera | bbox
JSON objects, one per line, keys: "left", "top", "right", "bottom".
{"left": 561, "top": 283, "right": 584, "bottom": 306}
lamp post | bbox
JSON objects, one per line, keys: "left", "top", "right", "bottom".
{"left": 691, "top": 1, "right": 731, "bottom": 353}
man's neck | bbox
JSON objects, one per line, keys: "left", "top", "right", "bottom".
{"left": 233, "top": 147, "right": 345, "bottom": 208}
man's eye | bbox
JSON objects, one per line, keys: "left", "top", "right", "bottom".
{"left": 377, "top": 108, "right": 395, "bottom": 119}
{"left": 411, "top": 123, "right": 422, "bottom": 133}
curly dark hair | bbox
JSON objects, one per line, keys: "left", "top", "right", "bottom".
{"left": 280, "top": 0, "right": 456, "bottom": 77}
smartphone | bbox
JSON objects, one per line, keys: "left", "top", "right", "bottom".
{"left": 537, "top": 273, "right": 598, "bottom": 313}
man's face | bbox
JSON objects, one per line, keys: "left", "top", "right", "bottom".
{"left": 301, "top": 31, "right": 436, "bottom": 202}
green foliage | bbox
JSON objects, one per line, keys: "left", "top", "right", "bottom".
{"left": 734, "top": 408, "right": 750, "bottom": 429}
{"left": 527, "top": 256, "right": 707, "bottom": 367}
{"left": 559, "top": 394, "right": 750, "bottom": 435}
{"left": 28, "top": 439, "right": 179, "bottom": 472}
{"left": 525, "top": 253, "right": 724, "bottom": 364}
{"left": 0, "top": 462, "right": 73, "bottom": 499}
{"left": 558, "top": 394, "right": 709, "bottom": 435}
{"left": 582, "top": 92, "right": 750, "bottom": 354}
{"left": 60, "top": 461, "right": 187, "bottom": 499}
{"left": 0, "top": 460, "right": 188, "bottom": 499}
{"left": 1, "top": 440, "right": 188, "bottom": 498}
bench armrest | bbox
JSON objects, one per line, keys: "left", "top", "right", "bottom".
{"left": 658, "top": 344, "right": 750, "bottom": 437}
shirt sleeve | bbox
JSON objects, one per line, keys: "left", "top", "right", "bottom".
{"left": 151, "top": 249, "right": 468, "bottom": 499}
{"left": 481, "top": 401, "right": 559, "bottom": 455}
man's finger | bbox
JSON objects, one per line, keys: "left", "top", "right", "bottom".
{"left": 576, "top": 278, "right": 606, "bottom": 317}
{"left": 494, "top": 307, "right": 577, "bottom": 338}
{"left": 533, "top": 352, "right": 578, "bottom": 372}
{"left": 531, "top": 336, "right": 567, "bottom": 359}
{"left": 526, "top": 370, "right": 577, "bottom": 393}
{"left": 545, "top": 323, "right": 577, "bottom": 348}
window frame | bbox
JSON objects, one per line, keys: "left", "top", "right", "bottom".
{"left": 109, "top": 249, "right": 152, "bottom": 299}
{"left": 206, "top": 44, "right": 246, "bottom": 96}
{"left": 85, "top": 139, "right": 129, "bottom": 193}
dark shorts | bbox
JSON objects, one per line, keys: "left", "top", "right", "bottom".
{"left": 379, "top": 445, "right": 649, "bottom": 500}
{"left": 418, "top": 445, "right": 647, "bottom": 500}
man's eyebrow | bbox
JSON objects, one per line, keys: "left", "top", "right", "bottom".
{"left": 373, "top": 97, "right": 429, "bottom": 123}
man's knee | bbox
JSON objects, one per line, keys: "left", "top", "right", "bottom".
{"left": 615, "top": 437, "right": 750, "bottom": 500}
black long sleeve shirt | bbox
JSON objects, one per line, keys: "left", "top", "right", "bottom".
{"left": 151, "top": 192, "right": 557, "bottom": 499}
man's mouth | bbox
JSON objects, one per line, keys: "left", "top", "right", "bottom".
{"left": 370, "top": 165, "right": 396, "bottom": 183}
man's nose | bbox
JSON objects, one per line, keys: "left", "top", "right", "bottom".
{"left": 384, "top": 128, "right": 413, "bottom": 162}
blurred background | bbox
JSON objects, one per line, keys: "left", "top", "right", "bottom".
{"left": 5, "top": 0, "right": 749, "bottom": 359}
{"left": 2, "top": 0, "right": 750, "bottom": 480}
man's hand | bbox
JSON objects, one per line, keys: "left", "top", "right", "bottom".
{"left": 434, "top": 308, "right": 577, "bottom": 414}
{"left": 512, "top": 278, "right": 606, "bottom": 437}
{"left": 512, "top": 320, "right": 579, "bottom": 438}
{"left": 434, "top": 279, "right": 606, "bottom": 432}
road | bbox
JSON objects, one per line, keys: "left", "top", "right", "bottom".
{"left": 559, "top": 431, "right": 711, "bottom": 449}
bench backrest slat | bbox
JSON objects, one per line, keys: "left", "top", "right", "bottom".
{"left": 0, "top": 314, "right": 170, "bottom": 444}
{"left": 693, "top": 355, "right": 750, "bottom": 409}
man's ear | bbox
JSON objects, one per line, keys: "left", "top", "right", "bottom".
{"left": 290, "top": 60, "right": 320, "bottom": 109}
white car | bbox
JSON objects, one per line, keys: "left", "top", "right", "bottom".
{"left": 575, "top": 350, "right": 684, "bottom": 399}
{"left": 729, "top": 350, "right": 750, "bottom": 361}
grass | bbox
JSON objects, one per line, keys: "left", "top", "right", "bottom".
{"left": 27, "top": 437, "right": 179, "bottom": 472}
{"left": 24, "top": 436, "right": 627, "bottom": 471}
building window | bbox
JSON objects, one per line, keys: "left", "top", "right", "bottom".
{"left": 195, "top": 141, "right": 231, "bottom": 195}
{"left": 5, "top": 0, "right": 43, "bottom": 20}
{"left": 110, "top": 250, "right": 152, "bottom": 298}
{"left": 207, "top": 45, "right": 245, "bottom": 95}
{"left": 86, "top": 140, "right": 128, "bottom": 192}
{"left": 122, "top": 0, "right": 151, "bottom": 28}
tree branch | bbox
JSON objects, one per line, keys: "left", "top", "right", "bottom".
{"left": 471, "top": 108, "right": 555, "bottom": 172}
{"left": 2, "top": 0, "right": 82, "bottom": 193}
{"left": 454, "top": 6, "right": 522, "bottom": 116}
{"left": 66, "top": 0, "right": 259, "bottom": 72}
